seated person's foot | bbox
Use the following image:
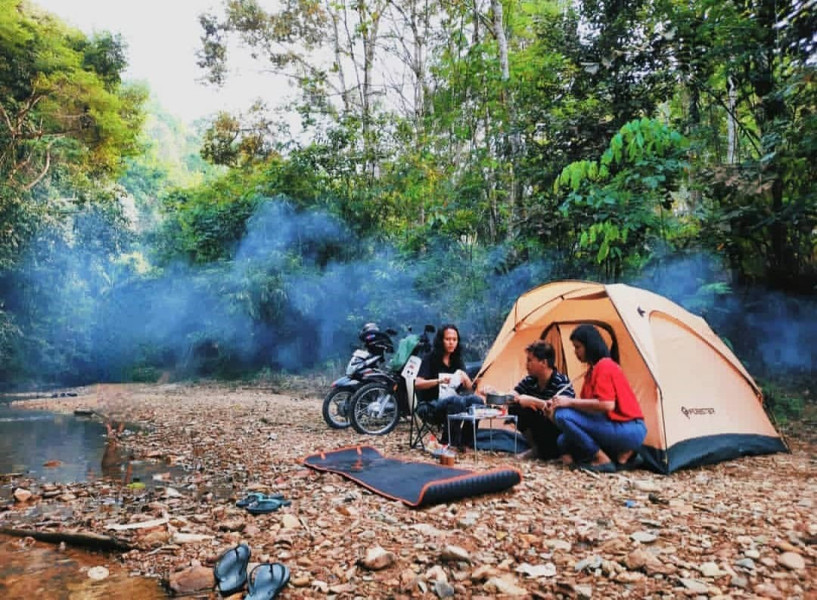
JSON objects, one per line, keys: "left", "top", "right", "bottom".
{"left": 517, "top": 447, "right": 540, "bottom": 461}
{"left": 573, "top": 449, "right": 616, "bottom": 474}
{"left": 616, "top": 453, "right": 644, "bottom": 471}
{"left": 559, "top": 454, "right": 574, "bottom": 466}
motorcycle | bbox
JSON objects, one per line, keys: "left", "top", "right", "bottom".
{"left": 348, "top": 324, "right": 436, "bottom": 436}
{"left": 321, "top": 324, "right": 396, "bottom": 429}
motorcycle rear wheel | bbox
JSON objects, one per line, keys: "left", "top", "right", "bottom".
{"left": 349, "top": 382, "right": 400, "bottom": 435}
{"left": 322, "top": 388, "right": 353, "bottom": 429}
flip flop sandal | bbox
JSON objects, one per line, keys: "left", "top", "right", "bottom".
{"left": 245, "top": 497, "right": 292, "bottom": 515}
{"left": 236, "top": 492, "right": 285, "bottom": 508}
{"left": 244, "top": 563, "right": 290, "bottom": 600}
{"left": 576, "top": 462, "right": 617, "bottom": 474}
{"left": 213, "top": 543, "right": 251, "bottom": 596}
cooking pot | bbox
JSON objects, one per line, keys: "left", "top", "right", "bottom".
{"left": 485, "top": 392, "right": 514, "bottom": 406}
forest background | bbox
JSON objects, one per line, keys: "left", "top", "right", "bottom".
{"left": 0, "top": 0, "right": 814, "bottom": 421}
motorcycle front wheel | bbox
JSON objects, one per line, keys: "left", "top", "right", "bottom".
{"left": 322, "top": 387, "right": 354, "bottom": 429}
{"left": 349, "top": 382, "right": 400, "bottom": 435}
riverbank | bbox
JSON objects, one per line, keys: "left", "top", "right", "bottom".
{"left": 1, "top": 382, "right": 815, "bottom": 598}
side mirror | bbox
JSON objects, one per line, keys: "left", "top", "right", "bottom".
{"left": 424, "top": 324, "right": 436, "bottom": 333}
{"left": 385, "top": 328, "right": 398, "bottom": 336}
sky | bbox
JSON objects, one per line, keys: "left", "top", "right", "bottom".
{"left": 33, "top": 0, "right": 281, "bottom": 124}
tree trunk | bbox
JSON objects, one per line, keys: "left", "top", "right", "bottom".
{"left": 490, "top": 0, "right": 510, "bottom": 81}
{"left": 330, "top": 8, "right": 352, "bottom": 114}
{"left": 726, "top": 75, "right": 738, "bottom": 164}
{"left": 0, "top": 527, "right": 132, "bottom": 552}
{"left": 489, "top": 0, "right": 520, "bottom": 243}
{"left": 359, "top": 0, "right": 383, "bottom": 178}
{"left": 750, "top": 0, "right": 791, "bottom": 288}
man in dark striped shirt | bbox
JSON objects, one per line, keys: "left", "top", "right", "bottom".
{"left": 509, "top": 341, "right": 575, "bottom": 459}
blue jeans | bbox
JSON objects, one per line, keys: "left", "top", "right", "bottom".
{"left": 433, "top": 394, "right": 484, "bottom": 447}
{"left": 553, "top": 408, "right": 646, "bottom": 462}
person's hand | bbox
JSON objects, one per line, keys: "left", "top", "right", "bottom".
{"left": 439, "top": 373, "right": 452, "bottom": 384}
{"left": 509, "top": 390, "right": 521, "bottom": 404}
{"left": 542, "top": 400, "right": 556, "bottom": 419}
{"left": 457, "top": 369, "right": 473, "bottom": 390}
{"left": 550, "top": 395, "right": 571, "bottom": 409}
{"left": 530, "top": 398, "right": 550, "bottom": 413}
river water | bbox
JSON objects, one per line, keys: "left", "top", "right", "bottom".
{"left": 0, "top": 536, "right": 166, "bottom": 599}
{"left": 0, "top": 404, "right": 172, "bottom": 598}
{"left": 0, "top": 405, "right": 110, "bottom": 482}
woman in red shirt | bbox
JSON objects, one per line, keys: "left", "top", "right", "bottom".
{"left": 548, "top": 324, "right": 646, "bottom": 473}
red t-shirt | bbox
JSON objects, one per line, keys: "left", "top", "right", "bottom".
{"left": 580, "top": 357, "right": 644, "bottom": 422}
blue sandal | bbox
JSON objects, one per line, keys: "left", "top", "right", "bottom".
{"left": 245, "top": 563, "right": 290, "bottom": 600}
{"left": 236, "top": 492, "right": 284, "bottom": 508}
{"left": 213, "top": 543, "right": 251, "bottom": 596}
{"left": 577, "top": 461, "right": 617, "bottom": 474}
{"left": 245, "top": 497, "right": 292, "bottom": 515}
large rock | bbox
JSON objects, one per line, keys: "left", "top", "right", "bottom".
{"left": 360, "top": 545, "right": 396, "bottom": 571}
{"left": 170, "top": 532, "right": 212, "bottom": 544}
{"left": 87, "top": 566, "right": 109, "bottom": 581}
{"left": 630, "top": 531, "right": 658, "bottom": 544}
{"left": 515, "top": 562, "right": 557, "bottom": 579}
{"left": 625, "top": 548, "right": 665, "bottom": 573}
{"left": 168, "top": 565, "right": 215, "bottom": 595}
{"left": 13, "top": 488, "right": 32, "bottom": 503}
{"left": 679, "top": 578, "right": 709, "bottom": 594}
{"left": 440, "top": 545, "right": 470, "bottom": 562}
{"left": 218, "top": 517, "right": 245, "bottom": 532}
{"left": 484, "top": 576, "right": 528, "bottom": 596}
{"left": 281, "top": 514, "right": 300, "bottom": 529}
{"left": 433, "top": 580, "right": 456, "bottom": 598}
{"left": 698, "top": 561, "right": 725, "bottom": 577}
{"left": 778, "top": 552, "right": 806, "bottom": 571}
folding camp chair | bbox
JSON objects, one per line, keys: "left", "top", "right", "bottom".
{"left": 404, "top": 356, "right": 446, "bottom": 450}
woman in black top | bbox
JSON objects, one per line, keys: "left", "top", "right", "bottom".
{"left": 415, "top": 324, "right": 484, "bottom": 448}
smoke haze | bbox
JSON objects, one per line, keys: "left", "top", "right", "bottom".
{"left": 4, "top": 198, "right": 815, "bottom": 386}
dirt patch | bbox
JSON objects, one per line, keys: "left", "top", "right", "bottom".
{"left": 1, "top": 382, "right": 815, "bottom": 598}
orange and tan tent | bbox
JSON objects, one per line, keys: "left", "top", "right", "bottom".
{"left": 476, "top": 280, "right": 786, "bottom": 473}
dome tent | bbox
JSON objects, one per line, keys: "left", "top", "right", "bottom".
{"left": 476, "top": 280, "right": 787, "bottom": 473}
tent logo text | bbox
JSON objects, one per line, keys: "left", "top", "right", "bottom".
{"left": 681, "top": 406, "right": 716, "bottom": 419}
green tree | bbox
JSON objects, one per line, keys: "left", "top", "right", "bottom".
{"left": 0, "top": 0, "right": 146, "bottom": 383}
{"left": 0, "top": 0, "right": 146, "bottom": 265}
{"left": 555, "top": 118, "right": 689, "bottom": 279}
{"left": 663, "top": 0, "right": 817, "bottom": 291}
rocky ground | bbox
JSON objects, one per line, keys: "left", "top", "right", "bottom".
{"left": 1, "top": 382, "right": 815, "bottom": 599}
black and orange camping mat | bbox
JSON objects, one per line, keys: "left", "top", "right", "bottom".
{"left": 302, "top": 445, "right": 522, "bottom": 508}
